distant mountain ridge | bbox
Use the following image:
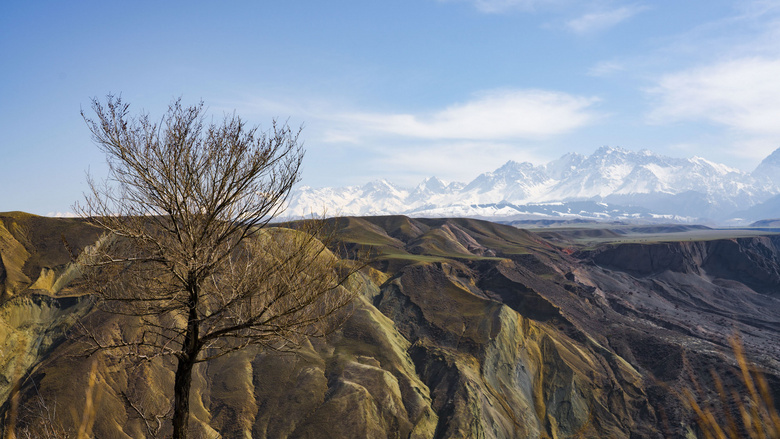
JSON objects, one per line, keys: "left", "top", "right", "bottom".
{"left": 288, "top": 146, "right": 780, "bottom": 224}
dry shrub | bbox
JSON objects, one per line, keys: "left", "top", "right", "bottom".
{"left": 2, "top": 361, "right": 99, "bottom": 439}
{"left": 681, "top": 335, "right": 780, "bottom": 439}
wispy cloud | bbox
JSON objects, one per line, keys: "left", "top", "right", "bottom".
{"left": 588, "top": 60, "right": 625, "bottom": 77}
{"left": 376, "top": 140, "right": 549, "bottom": 183}
{"left": 439, "top": 0, "right": 647, "bottom": 35}
{"left": 565, "top": 5, "right": 647, "bottom": 34}
{"left": 233, "top": 89, "right": 600, "bottom": 187}
{"left": 328, "top": 89, "right": 600, "bottom": 142}
{"left": 436, "top": 0, "right": 563, "bottom": 13}
{"left": 647, "top": 57, "right": 780, "bottom": 135}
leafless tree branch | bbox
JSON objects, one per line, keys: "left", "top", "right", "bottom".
{"left": 73, "top": 95, "right": 364, "bottom": 439}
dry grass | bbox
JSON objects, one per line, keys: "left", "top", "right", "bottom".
{"left": 2, "top": 360, "right": 99, "bottom": 439}
{"left": 682, "top": 336, "right": 780, "bottom": 439}
{"left": 2, "top": 352, "right": 22, "bottom": 439}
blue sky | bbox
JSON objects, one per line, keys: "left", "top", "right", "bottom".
{"left": 3, "top": 0, "right": 780, "bottom": 215}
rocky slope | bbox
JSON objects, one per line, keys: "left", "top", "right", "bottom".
{"left": 1, "top": 213, "right": 779, "bottom": 438}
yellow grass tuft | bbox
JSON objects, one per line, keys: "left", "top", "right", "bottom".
{"left": 682, "top": 335, "right": 780, "bottom": 439}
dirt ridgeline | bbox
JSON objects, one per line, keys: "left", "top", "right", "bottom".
{"left": 1, "top": 214, "right": 779, "bottom": 438}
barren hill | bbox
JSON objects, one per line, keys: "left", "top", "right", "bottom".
{"left": 1, "top": 214, "right": 779, "bottom": 438}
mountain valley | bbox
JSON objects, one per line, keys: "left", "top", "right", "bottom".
{"left": 1, "top": 212, "right": 779, "bottom": 438}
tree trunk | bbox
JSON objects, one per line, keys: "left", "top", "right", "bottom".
{"left": 172, "top": 355, "right": 195, "bottom": 439}
{"left": 172, "top": 285, "right": 200, "bottom": 439}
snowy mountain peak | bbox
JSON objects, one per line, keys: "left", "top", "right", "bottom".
{"left": 495, "top": 160, "right": 535, "bottom": 172}
{"left": 286, "top": 147, "right": 780, "bottom": 223}
{"left": 360, "top": 179, "right": 407, "bottom": 199}
{"left": 545, "top": 152, "right": 585, "bottom": 180}
{"left": 487, "top": 161, "right": 544, "bottom": 184}
{"left": 362, "top": 179, "right": 395, "bottom": 191}
{"left": 408, "top": 177, "right": 451, "bottom": 202}
{"left": 690, "top": 156, "right": 739, "bottom": 175}
{"left": 759, "top": 147, "right": 780, "bottom": 166}
{"left": 595, "top": 145, "right": 624, "bottom": 154}
{"left": 753, "top": 147, "right": 780, "bottom": 186}
{"left": 754, "top": 147, "right": 780, "bottom": 173}
{"left": 417, "top": 176, "right": 448, "bottom": 192}
{"left": 591, "top": 146, "right": 641, "bottom": 160}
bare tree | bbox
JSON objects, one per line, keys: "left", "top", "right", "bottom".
{"left": 75, "top": 95, "right": 358, "bottom": 439}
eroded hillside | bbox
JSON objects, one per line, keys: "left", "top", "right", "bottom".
{"left": 1, "top": 214, "right": 779, "bottom": 438}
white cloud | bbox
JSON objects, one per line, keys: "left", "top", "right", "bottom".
{"left": 565, "top": 5, "right": 646, "bottom": 34}
{"left": 648, "top": 57, "right": 780, "bottom": 135}
{"left": 329, "top": 89, "right": 600, "bottom": 141}
{"left": 588, "top": 60, "right": 625, "bottom": 77}
{"left": 234, "top": 89, "right": 601, "bottom": 188}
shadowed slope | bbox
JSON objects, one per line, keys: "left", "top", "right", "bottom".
{"left": 0, "top": 212, "right": 101, "bottom": 299}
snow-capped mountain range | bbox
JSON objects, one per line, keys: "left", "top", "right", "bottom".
{"left": 286, "top": 146, "right": 780, "bottom": 224}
